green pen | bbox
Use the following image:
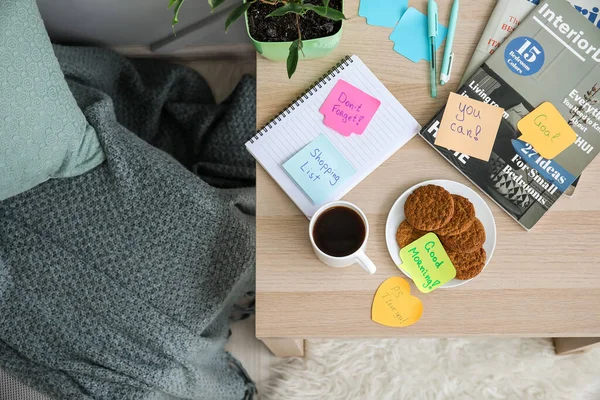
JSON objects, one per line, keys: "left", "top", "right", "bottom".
{"left": 441, "top": 0, "right": 459, "bottom": 85}
{"left": 428, "top": 0, "right": 438, "bottom": 98}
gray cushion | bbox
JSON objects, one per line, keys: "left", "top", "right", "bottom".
{"left": 0, "top": 368, "right": 49, "bottom": 400}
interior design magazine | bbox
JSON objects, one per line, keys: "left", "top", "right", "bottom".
{"left": 461, "top": 0, "right": 600, "bottom": 86}
{"left": 420, "top": 0, "right": 600, "bottom": 230}
{"left": 460, "top": 0, "right": 539, "bottom": 85}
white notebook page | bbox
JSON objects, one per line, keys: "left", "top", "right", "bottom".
{"left": 247, "top": 55, "right": 421, "bottom": 217}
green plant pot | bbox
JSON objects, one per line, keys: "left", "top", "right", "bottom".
{"left": 244, "top": 2, "right": 343, "bottom": 62}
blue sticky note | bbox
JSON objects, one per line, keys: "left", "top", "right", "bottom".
{"left": 359, "top": 0, "right": 408, "bottom": 28}
{"left": 389, "top": 7, "right": 448, "bottom": 63}
{"left": 283, "top": 134, "right": 357, "bottom": 205}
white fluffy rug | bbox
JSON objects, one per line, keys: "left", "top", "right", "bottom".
{"left": 261, "top": 338, "right": 600, "bottom": 400}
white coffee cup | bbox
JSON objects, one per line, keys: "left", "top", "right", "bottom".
{"left": 309, "top": 201, "right": 377, "bottom": 274}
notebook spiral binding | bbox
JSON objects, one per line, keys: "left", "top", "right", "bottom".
{"left": 249, "top": 55, "right": 354, "bottom": 144}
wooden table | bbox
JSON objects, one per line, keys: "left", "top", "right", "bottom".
{"left": 256, "top": 0, "right": 600, "bottom": 357}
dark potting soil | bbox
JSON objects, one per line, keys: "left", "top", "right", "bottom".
{"left": 247, "top": 0, "right": 343, "bottom": 42}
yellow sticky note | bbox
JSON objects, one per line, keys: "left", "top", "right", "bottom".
{"left": 371, "top": 277, "right": 423, "bottom": 327}
{"left": 517, "top": 102, "right": 577, "bottom": 159}
{"left": 399, "top": 233, "right": 456, "bottom": 293}
{"left": 434, "top": 93, "right": 505, "bottom": 162}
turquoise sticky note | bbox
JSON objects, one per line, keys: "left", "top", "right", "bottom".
{"left": 359, "top": 0, "right": 408, "bottom": 28}
{"left": 283, "top": 134, "right": 356, "bottom": 205}
{"left": 389, "top": 7, "right": 448, "bottom": 63}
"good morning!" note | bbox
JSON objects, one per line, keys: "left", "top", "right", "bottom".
{"left": 435, "top": 93, "right": 505, "bottom": 162}
{"left": 283, "top": 134, "right": 356, "bottom": 205}
{"left": 517, "top": 102, "right": 577, "bottom": 160}
{"left": 399, "top": 233, "right": 456, "bottom": 293}
{"left": 320, "top": 79, "right": 381, "bottom": 137}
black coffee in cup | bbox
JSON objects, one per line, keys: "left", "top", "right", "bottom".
{"left": 312, "top": 206, "right": 366, "bottom": 257}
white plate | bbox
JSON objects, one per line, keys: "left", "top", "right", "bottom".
{"left": 385, "top": 179, "right": 496, "bottom": 288}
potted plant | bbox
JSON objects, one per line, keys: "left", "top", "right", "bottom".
{"left": 169, "top": 0, "right": 346, "bottom": 78}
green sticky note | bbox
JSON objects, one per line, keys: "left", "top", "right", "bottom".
{"left": 399, "top": 233, "right": 456, "bottom": 293}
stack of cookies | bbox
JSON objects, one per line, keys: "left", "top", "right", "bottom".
{"left": 396, "top": 184, "right": 487, "bottom": 280}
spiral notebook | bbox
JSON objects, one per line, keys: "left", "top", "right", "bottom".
{"left": 246, "top": 55, "right": 421, "bottom": 217}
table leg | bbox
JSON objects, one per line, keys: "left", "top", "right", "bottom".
{"left": 553, "top": 338, "right": 600, "bottom": 355}
{"left": 260, "top": 338, "right": 305, "bottom": 357}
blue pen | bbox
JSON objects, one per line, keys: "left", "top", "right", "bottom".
{"left": 428, "top": 0, "right": 438, "bottom": 98}
{"left": 440, "top": 0, "right": 459, "bottom": 85}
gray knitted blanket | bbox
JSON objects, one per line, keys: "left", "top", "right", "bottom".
{"left": 0, "top": 46, "right": 256, "bottom": 400}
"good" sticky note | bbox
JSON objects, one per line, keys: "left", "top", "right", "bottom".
{"left": 434, "top": 93, "right": 505, "bottom": 162}
{"left": 517, "top": 102, "right": 577, "bottom": 159}
{"left": 399, "top": 233, "right": 456, "bottom": 293}
{"left": 320, "top": 79, "right": 381, "bottom": 137}
{"left": 283, "top": 134, "right": 356, "bottom": 205}
{"left": 372, "top": 276, "right": 423, "bottom": 327}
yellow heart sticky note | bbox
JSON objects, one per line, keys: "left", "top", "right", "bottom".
{"left": 400, "top": 233, "right": 456, "bottom": 293}
{"left": 371, "top": 277, "right": 423, "bottom": 327}
{"left": 517, "top": 102, "right": 577, "bottom": 159}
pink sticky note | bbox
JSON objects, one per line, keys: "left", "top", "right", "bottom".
{"left": 319, "top": 80, "right": 381, "bottom": 137}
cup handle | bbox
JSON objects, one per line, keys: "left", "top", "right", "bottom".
{"left": 355, "top": 252, "right": 377, "bottom": 274}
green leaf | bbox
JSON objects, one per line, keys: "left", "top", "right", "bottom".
{"left": 267, "top": 3, "right": 304, "bottom": 17}
{"left": 323, "top": 0, "right": 330, "bottom": 7}
{"left": 287, "top": 40, "right": 300, "bottom": 79}
{"left": 303, "top": 4, "right": 346, "bottom": 20}
{"left": 208, "top": 0, "right": 227, "bottom": 10}
{"left": 170, "top": 0, "right": 186, "bottom": 26}
{"left": 225, "top": 2, "right": 254, "bottom": 32}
